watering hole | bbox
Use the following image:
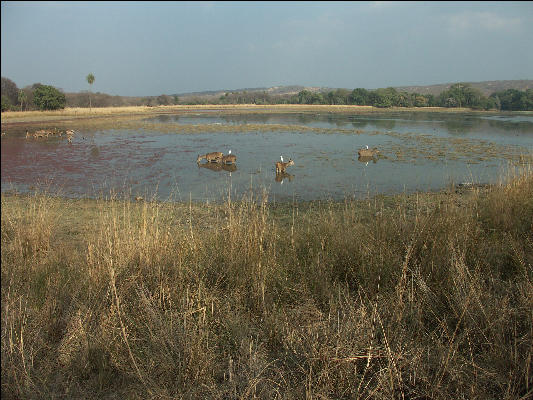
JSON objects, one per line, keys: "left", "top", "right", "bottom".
{"left": 2, "top": 111, "right": 532, "bottom": 202}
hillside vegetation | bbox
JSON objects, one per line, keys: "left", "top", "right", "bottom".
{"left": 395, "top": 79, "right": 533, "bottom": 97}
{"left": 3, "top": 77, "right": 533, "bottom": 111}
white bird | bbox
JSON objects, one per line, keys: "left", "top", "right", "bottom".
{"left": 366, "top": 145, "right": 369, "bottom": 150}
{"left": 229, "top": 150, "right": 232, "bottom": 154}
{"left": 280, "top": 155, "right": 284, "bottom": 162}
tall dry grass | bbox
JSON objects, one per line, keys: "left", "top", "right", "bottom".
{"left": 2, "top": 167, "right": 532, "bottom": 399}
{"left": 1, "top": 104, "right": 469, "bottom": 124}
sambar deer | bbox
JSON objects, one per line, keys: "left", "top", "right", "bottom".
{"left": 275, "top": 158, "right": 294, "bottom": 174}
{"left": 221, "top": 150, "right": 237, "bottom": 164}
{"left": 197, "top": 152, "right": 223, "bottom": 163}
{"left": 358, "top": 146, "right": 379, "bottom": 158}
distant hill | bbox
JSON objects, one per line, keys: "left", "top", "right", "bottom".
{"left": 174, "top": 80, "right": 533, "bottom": 100}
{"left": 60, "top": 80, "right": 532, "bottom": 108}
{"left": 174, "top": 85, "right": 320, "bottom": 100}
{"left": 393, "top": 80, "right": 533, "bottom": 97}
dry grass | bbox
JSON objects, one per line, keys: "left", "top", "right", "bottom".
{"left": 1, "top": 104, "right": 482, "bottom": 125}
{"left": 2, "top": 166, "right": 532, "bottom": 399}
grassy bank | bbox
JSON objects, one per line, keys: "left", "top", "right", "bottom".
{"left": 1, "top": 104, "right": 490, "bottom": 125}
{"left": 1, "top": 166, "right": 532, "bottom": 399}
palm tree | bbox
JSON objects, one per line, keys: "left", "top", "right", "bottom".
{"left": 18, "top": 90, "right": 27, "bottom": 112}
{"left": 86, "top": 73, "right": 95, "bottom": 110}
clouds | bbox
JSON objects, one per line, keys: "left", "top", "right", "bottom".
{"left": 447, "top": 10, "right": 525, "bottom": 34}
{"left": 1, "top": 2, "right": 532, "bottom": 96}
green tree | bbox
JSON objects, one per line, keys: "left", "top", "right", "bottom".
{"left": 326, "top": 89, "right": 350, "bottom": 105}
{"left": 33, "top": 85, "right": 66, "bottom": 110}
{"left": 86, "top": 73, "right": 95, "bottom": 110}
{"left": 18, "top": 90, "right": 27, "bottom": 111}
{"left": 413, "top": 94, "right": 428, "bottom": 107}
{"left": 1, "top": 95, "right": 11, "bottom": 112}
{"left": 492, "top": 88, "right": 533, "bottom": 111}
{"left": 438, "top": 83, "right": 487, "bottom": 108}
{"left": 1, "top": 77, "right": 19, "bottom": 106}
{"left": 424, "top": 94, "right": 437, "bottom": 107}
{"left": 369, "top": 88, "right": 397, "bottom": 108}
{"left": 396, "top": 91, "right": 413, "bottom": 107}
{"left": 157, "top": 94, "right": 172, "bottom": 105}
{"left": 297, "top": 90, "right": 313, "bottom": 104}
{"left": 349, "top": 88, "right": 369, "bottom": 105}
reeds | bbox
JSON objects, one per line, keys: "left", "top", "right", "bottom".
{"left": 2, "top": 168, "right": 532, "bottom": 399}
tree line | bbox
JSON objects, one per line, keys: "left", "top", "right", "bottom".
{"left": 212, "top": 84, "right": 533, "bottom": 111}
{"left": 2, "top": 76, "right": 532, "bottom": 111}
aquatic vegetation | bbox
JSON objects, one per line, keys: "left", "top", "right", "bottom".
{"left": 2, "top": 108, "right": 532, "bottom": 201}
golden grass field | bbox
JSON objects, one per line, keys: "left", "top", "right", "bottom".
{"left": 1, "top": 106, "right": 532, "bottom": 399}
{"left": 2, "top": 163, "right": 532, "bottom": 399}
{"left": 1, "top": 104, "right": 478, "bottom": 124}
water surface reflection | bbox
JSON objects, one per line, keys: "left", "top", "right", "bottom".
{"left": 2, "top": 111, "right": 532, "bottom": 202}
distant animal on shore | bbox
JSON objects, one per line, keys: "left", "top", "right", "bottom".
{"left": 197, "top": 152, "right": 223, "bottom": 163}
{"left": 275, "top": 158, "right": 294, "bottom": 174}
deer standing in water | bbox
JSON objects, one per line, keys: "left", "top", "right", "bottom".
{"left": 33, "top": 130, "right": 48, "bottom": 138}
{"left": 358, "top": 146, "right": 379, "bottom": 158}
{"left": 221, "top": 150, "right": 237, "bottom": 164}
{"left": 197, "top": 152, "right": 223, "bottom": 163}
{"left": 275, "top": 158, "right": 294, "bottom": 174}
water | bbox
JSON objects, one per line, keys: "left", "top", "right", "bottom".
{"left": 2, "top": 111, "right": 532, "bottom": 202}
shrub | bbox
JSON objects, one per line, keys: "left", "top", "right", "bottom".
{"left": 33, "top": 84, "right": 66, "bottom": 110}
{"left": 1, "top": 95, "right": 11, "bottom": 111}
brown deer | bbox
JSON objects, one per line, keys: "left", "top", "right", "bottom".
{"left": 358, "top": 146, "right": 379, "bottom": 158}
{"left": 197, "top": 151, "right": 223, "bottom": 163}
{"left": 275, "top": 158, "right": 294, "bottom": 173}
{"left": 33, "top": 130, "right": 48, "bottom": 138}
{"left": 221, "top": 150, "right": 236, "bottom": 164}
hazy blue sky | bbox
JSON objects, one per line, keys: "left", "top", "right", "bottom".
{"left": 2, "top": 1, "right": 532, "bottom": 96}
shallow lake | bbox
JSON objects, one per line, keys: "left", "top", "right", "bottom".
{"left": 2, "top": 111, "right": 532, "bottom": 202}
